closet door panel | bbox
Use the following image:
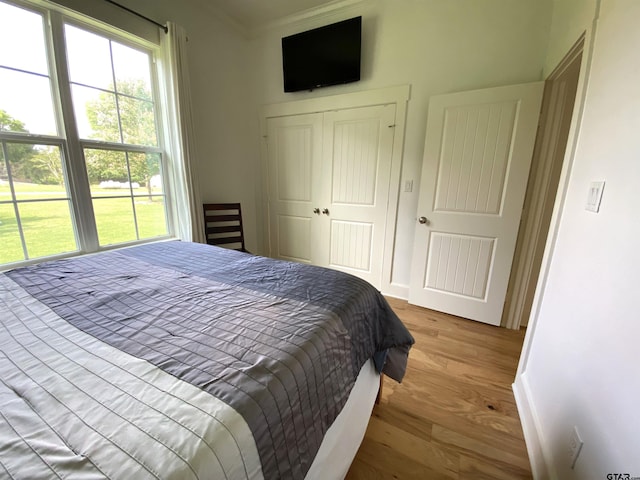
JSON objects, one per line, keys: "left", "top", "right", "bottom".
{"left": 329, "top": 220, "right": 373, "bottom": 272}
{"left": 321, "top": 104, "right": 396, "bottom": 285}
{"left": 266, "top": 114, "right": 323, "bottom": 264}
{"left": 331, "top": 117, "right": 379, "bottom": 205}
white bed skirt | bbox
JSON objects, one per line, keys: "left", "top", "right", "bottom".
{"left": 305, "top": 360, "right": 379, "bottom": 480}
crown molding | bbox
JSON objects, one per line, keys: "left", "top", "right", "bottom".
{"left": 181, "top": 0, "right": 371, "bottom": 40}
{"left": 250, "top": 0, "right": 369, "bottom": 38}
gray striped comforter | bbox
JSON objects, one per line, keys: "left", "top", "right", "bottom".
{"left": 0, "top": 241, "right": 414, "bottom": 479}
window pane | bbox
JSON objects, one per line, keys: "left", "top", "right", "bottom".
{"left": 65, "top": 24, "right": 113, "bottom": 90}
{"left": 128, "top": 152, "right": 162, "bottom": 193}
{"left": 72, "top": 84, "right": 120, "bottom": 142}
{"left": 118, "top": 94, "right": 157, "bottom": 146}
{"left": 93, "top": 197, "right": 136, "bottom": 245}
{"left": 84, "top": 149, "right": 130, "bottom": 195}
{"left": 0, "top": 3, "right": 56, "bottom": 137}
{"left": 0, "top": 145, "right": 24, "bottom": 263}
{"left": 84, "top": 148, "right": 168, "bottom": 246}
{"left": 0, "top": 2, "right": 48, "bottom": 75}
{"left": 1, "top": 140, "right": 78, "bottom": 263}
{"left": 135, "top": 195, "right": 167, "bottom": 239}
{"left": 112, "top": 42, "right": 152, "bottom": 100}
{"left": 0, "top": 203, "right": 24, "bottom": 264}
{"left": 6, "top": 144, "right": 68, "bottom": 201}
{"left": 0, "top": 68, "right": 57, "bottom": 135}
{"left": 19, "top": 200, "right": 77, "bottom": 258}
{"left": 66, "top": 25, "right": 157, "bottom": 147}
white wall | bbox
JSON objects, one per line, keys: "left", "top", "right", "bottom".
{"left": 517, "top": 0, "right": 640, "bottom": 478}
{"left": 543, "top": 0, "right": 598, "bottom": 75}
{"left": 248, "top": 0, "right": 552, "bottom": 289}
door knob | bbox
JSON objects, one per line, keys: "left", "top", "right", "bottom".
{"left": 313, "top": 208, "right": 320, "bottom": 214}
{"left": 418, "top": 216, "right": 429, "bottom": 225}
{"left": 322, "top": 208, "right": 330, "bottom": 215}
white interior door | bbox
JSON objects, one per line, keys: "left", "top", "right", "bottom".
{"left": 409, "top": 82, "right": 544, "bottom": 325}
{"left": 321, "top": 104, "right": 396, "bottom": 286}
{"left": 266, "top": 113, "right": 322, "bottom": 264}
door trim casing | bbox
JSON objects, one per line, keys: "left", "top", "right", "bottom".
{"left": 502, "top": 36, "right": 585, "bottom": 330}
{"left": 259, "top": 85, "right": 410, "bottom": 293}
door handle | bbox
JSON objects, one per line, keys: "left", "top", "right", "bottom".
{"left": 322, "top": 208, "right": 330, "bottom": 216}
{"left": 418, "top": 216, "right": 429, "bottom": 225}
{"left": 313, "top": 207, "right": 320, "bottom": 214}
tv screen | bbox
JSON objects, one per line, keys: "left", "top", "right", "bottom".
{"left": 282, "top": 16, "right": 362, "bottom": 92}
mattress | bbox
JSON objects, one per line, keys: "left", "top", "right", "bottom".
{"left": 0, "top": 241, "right": 413, "bottom": 479}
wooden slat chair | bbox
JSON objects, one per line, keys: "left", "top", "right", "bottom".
{"left": 203, "top": 203, "right": 248, "bottom": 252}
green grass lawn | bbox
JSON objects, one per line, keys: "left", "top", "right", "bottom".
{"left": 0, "top": 182, "right": 167, "bottom": 265}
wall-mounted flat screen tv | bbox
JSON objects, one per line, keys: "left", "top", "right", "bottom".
{"left": 282, "top": 16, "right": 362, "bottom": 92}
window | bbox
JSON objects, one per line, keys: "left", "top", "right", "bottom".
{"left": 0, "top": 0, "right": 170, "bottom": 266}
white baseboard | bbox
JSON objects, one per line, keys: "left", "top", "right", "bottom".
{"left": 381, "top": 283, "right": 408, "bottom": 300}
{"left": 512, "top": 374, "right": 556, "bottom": 480}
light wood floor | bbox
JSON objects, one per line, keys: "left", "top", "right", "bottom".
{"left": 346, "top": 298, "right": 532, "bottom": 480}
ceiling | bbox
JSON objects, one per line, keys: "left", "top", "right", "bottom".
{"left": 207, "top": 0, "right": 344, "bottom": 30}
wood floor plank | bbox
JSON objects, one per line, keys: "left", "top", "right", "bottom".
{"left": 444, "top": 357, "right": 520, "bottom": 389}
{"left": 387, "top": 383, "right": 526, "bottom": 456}
{"left": 413, "top": 333, "right": 522, "bottom": 371}
{"left": 458, "top": 454, "right": 533, "bottom": 480}
{"left": 403, "top": 365, "right": 522, "bottom": 420}
{"left": 432, "top": 425, "right": 530, "bottom": 471}
{"left": 364, "top": 415, "right": 459, "bottom": 476}
{"left": 347, "top": 437, "right": 457, "bottom": 480}
{"left": 371, "top": 395, "right": 434, "bottom": 443}
{"left": 346, "top": 299, "right": 531, "bottom": 479}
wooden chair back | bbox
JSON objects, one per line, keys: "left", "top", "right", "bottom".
{"left": 203, "top": 203, "right": 247, "bottom": 252}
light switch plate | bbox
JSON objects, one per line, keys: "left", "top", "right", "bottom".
{"left": 585, "top": 180, "right": 605, "bottom": 212}
{"left": 404, "top": 179, "right": 413, "bottom": 193}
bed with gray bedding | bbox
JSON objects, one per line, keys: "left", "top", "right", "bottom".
{"left": 0, "top": 241, "right": 414, "bottom": 479}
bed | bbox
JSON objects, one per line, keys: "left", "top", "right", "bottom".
{"left": 0, "top": 241, "right": 414, "bottom": 479}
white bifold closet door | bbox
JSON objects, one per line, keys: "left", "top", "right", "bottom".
{"left": 267, "top": 104, "right": 396, "bottom": 288}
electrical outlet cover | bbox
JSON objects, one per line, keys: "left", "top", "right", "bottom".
{"left": 569, "top": 426, "right": 584, "bottom": 469}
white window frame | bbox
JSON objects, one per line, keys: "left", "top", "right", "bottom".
{"left": 0, "top": 0, "right": 175, "bottom": 268}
